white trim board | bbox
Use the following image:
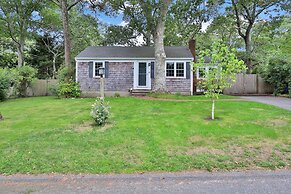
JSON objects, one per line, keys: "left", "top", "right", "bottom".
{"left": 75, "top": 58, "right": 193, "bottom": 62}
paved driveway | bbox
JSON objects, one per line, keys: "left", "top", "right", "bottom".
{"left": 0, "top": 171, "right": 290, "bottom": 194}
{"left": 240, "top": 96, "right": 291, "bottom": 111}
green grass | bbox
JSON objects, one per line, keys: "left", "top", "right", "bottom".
{"left": 147, "top": 92, "right": 238, "bottom": 100}
{"left": 0, "top": 96, "right": 290, "bottom": 174}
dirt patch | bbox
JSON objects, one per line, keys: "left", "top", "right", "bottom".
{"left": 0, "top": 113, "right": 3, "bottom": 121}
{"left": 73, "top": 121, "right": 113, "bottom": 132}
{"left": 268, "top": 119, "right": 289, "bottom": 127}
{"left": 204, "top": 116, "right": 223, "bottom": 121}
{"left": 185, "top": 147, "right": 225, "bottom": 155}
{"left": 254, "top": 118, "right": 290, "bottom": 127}
{"left": 250, "top": 108, "right": 265, "bottom": 111}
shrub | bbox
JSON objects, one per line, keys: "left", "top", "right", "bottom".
{"left": 259, "top": 58, "right": 291, "bottom": 96}
{"left": 91, "top": 98, "right": 110, "bottom": 126}
{"left": 114, "top": 92, "right": 121, "bottom": 98}
{"left": 55, "top": 67, "right": 81, "bottom": 98}
{"left": 0, "top": 68, "right": 18, "bottom": 101}
{"left": 56, "top": 80, "right": 81, "bottom": 98}
{"left": 16, "top": 66, "right": 37, "bottom": 97}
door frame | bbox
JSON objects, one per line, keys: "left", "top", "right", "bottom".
{"left": 133, "top": 61, "right": 151, "bottom": 89}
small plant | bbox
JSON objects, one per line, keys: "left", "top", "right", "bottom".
{"left": 113, "top": 92, "right": 121, "bottom": 98}
{"left": 91, "top": 98, "right": 110, "bottom": 126}
{"left": 194, "top": 42, "right": 247, "bottom": 120}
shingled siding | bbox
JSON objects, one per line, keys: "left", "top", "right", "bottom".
{"left": 77, "top": 62, "right": 134, "bottom": 94}
{"left": 166, "top": 78, "right": 191, "bottom": 95}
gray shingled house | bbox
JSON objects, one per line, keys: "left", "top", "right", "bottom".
{"left": 75, "top": 46, "right": 194, "bottom": 96}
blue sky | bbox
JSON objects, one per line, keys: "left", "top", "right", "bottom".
{"left": 98, "top": 13, "right": 123, "bottom": 25}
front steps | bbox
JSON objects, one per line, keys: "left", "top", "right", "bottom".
{"left": 130, "top": 89, "right": 151, "bottom": 96}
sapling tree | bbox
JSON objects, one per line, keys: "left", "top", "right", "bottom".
{"left": 194, "top": 42, "right": 246, "bottom": 120}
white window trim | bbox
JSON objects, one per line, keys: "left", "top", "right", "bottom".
{"left": 165, "top": 61, "right": 186, "bottom": 78}
{"left": 93, "top": 61, "right": 105, "bottom": 78}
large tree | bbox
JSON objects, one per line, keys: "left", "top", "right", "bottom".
{"left": 105, "top": 0, "right": 172, "bottom": 91}
{"left": 229, "top": 0, "right": 288, "bottom": 71}
{"left": 50, "top": 0, "right": 82, "bottom": 71}
{"left": 0, "top": 0, "right": 42, "bottom": 67}
{"left": 165, "top": 0, "right": 218, "bottom": 46}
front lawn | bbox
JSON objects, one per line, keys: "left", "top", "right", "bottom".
{"left": 0, "top": 96, "right": 290, "bottom": 174}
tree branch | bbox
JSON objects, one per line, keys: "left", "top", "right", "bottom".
{"left": 67, "top": 0, "right": 82, "bottom": 11}
{"left": 231, "top": 0, "right": 246, "bottom": 39}
{"left": 50, "top": 0, "right": 60, "bottom": 7}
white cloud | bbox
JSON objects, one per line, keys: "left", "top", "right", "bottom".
{"left": 201, "top": 21, "right": 212, "bottom": 32}
{"left": 135, "top": 34, "right": 145, "bottom": 46}
{"left": 119, "top": 21, "right": 129, "bottom": 27}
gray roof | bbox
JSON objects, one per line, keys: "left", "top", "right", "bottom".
{"left": 76, "top": 46, "right": 193, "bottom": 59}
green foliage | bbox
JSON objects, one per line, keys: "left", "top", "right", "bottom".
{"left": 194, "top": 42, "right": 246, "bottom": 119}
{"left": 56, "top": 80, "right": 81, "bottom": 98}
{"left": 194, "top": 42, "right": 247, "bottom": 100}
{"left": 54, "top": 66, "right": 80, "bottom": 98}
{"left": 57, "top": 66, "right": 72, "bottom": 82}
{"left": 0, "top": 68, "right": 17, "bottom": 101}
{"left": 70, "top": 10, "right": 102, "bottom": 58}
{"left": 16, "top": 66, "right": 37, "bottom": 97}
{"left": 113, "top": 92, "right": 121, "bottom": 98}
{"left": 28, "top": 33, "right": 63, "bottom": 79}
{"left": 91, "top": 98, "right": 110, "bottom": 126}
{"left": 259, "top": 58, "right": 291, "bottom": 96}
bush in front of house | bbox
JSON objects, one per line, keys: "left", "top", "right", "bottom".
{"left": 91, "top": 98, "right": 110, "bottom": 126}
{"left": 56, "top": 80, "right": 81, "bottom": 98}
{"left": 55, "top": 67, "right": 81, "bottom": 98}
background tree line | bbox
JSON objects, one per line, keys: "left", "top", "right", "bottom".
{"left": 0, "top": 0, "right": 290, "bottom": 95}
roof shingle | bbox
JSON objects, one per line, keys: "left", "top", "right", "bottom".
{"left": 76, "top": 46, "right": 193, "bottom": 59}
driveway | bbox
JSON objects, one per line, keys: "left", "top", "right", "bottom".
{"left": 240, "top": 96, "right": 291, "bottom": 111}
{"left": 0, "top": 171, "right": 290, "bottom": 194}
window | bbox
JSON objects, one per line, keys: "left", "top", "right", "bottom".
{"left": 166, "top": 62, "right": 185, "bottom": 78}
{"left": 166, "top": 62, "right": 175, "bottom": 77}
{"left": 176, "top": 62, "right": 185, "bottom": 77}
{"left": 94, "top": 61, "right": 104, "bottom": 77}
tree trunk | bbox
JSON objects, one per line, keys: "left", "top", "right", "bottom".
{"left": 244, "top": 32, "right": 252, "bottom": 73}
{"left": 17, "top": 40, "right": 24, "bottom": 67}
{"left": 52, "top": 53, "right": 57, "bottom": 79}
{"left": 61, "top": 0, "right": 71, "bottom": 70}
{"left": 189, "top": 39, "right": 197, "bottom": 94}
{"left": 211, "top": 98, "right": 215, "bottom": 120}
{"left": 152, "top": 0, "right": 171, "bottom": 92}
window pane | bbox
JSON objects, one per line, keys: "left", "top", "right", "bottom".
{"left": 95, "top": 62, "right": 103, "bottom": 76}
{"left": 176, "top": 62, "right": 184, "bottom": 77}
{"left": 176, "top": 70, "right": 184, "bottom": 77}
{"left": 166, "top": 62, "right": 174, "bottom": 77}
{"left": 166, "top": 62, "right": 174, "bottom": 69}
{"left": 166, "top": 70, "right": 174, "bottom": 77}
{"left": 176, "top": 62, "right": 184, "bottom": 70}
